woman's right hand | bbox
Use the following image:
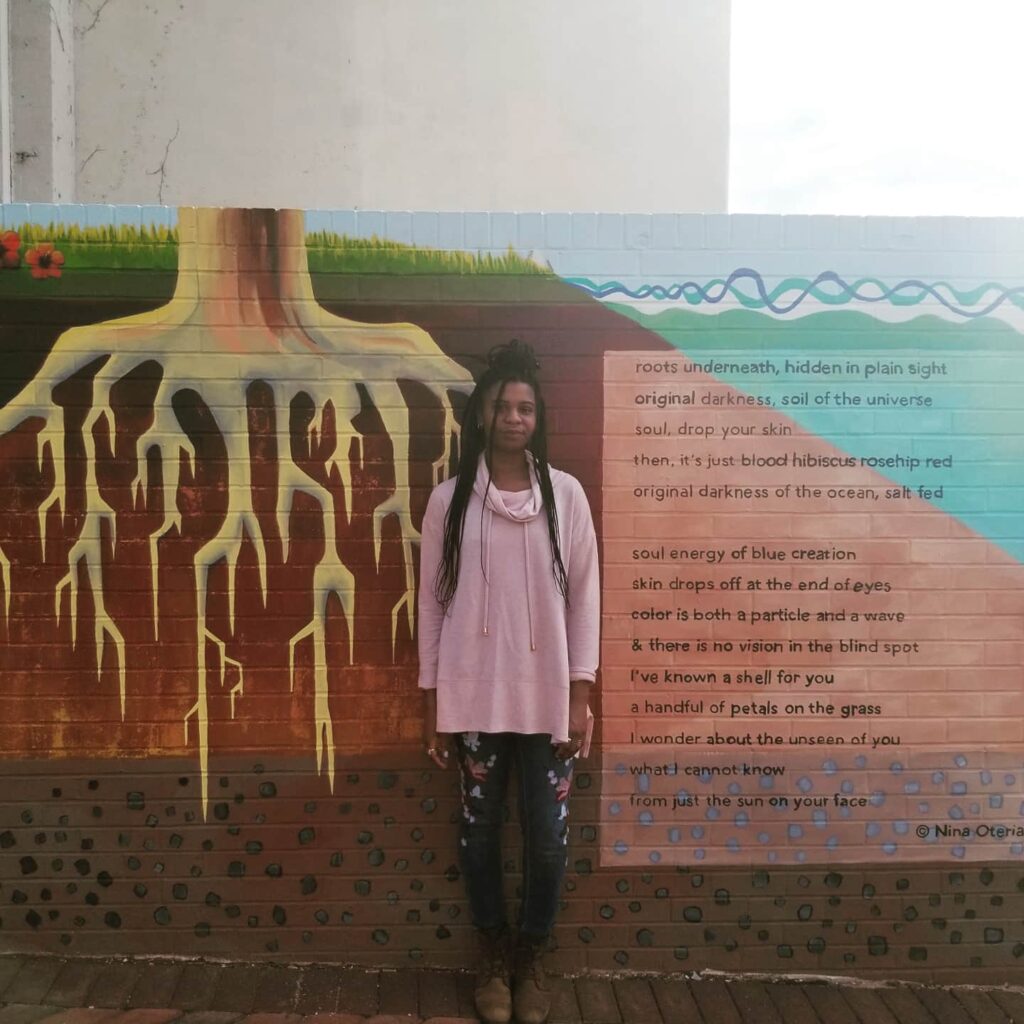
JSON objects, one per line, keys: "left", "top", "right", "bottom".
{"left": 422, "top": 689, "right": 455, "bottom": 769}
{"left": 425, "top": 730, "right": 456, "bottom": 770}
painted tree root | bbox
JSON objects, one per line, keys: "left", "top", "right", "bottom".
{"left": 0, "top": 207, "right": 473, "bottom": 814}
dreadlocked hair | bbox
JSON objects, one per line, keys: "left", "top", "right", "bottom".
{"left": 434, "top": 339, "right": 570, "bottom": 611}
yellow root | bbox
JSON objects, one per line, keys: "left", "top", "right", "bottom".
{"left": 0, "top": 207, "right": 475, "bottom": 819}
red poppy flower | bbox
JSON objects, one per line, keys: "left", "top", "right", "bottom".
{"left": 0, "top": 230, "right": 19, "bottom": 269}
{"left": 25, "top": 243, "right": 65, "bottom": 279}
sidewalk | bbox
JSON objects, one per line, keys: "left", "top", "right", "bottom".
{"left": 1, "top": 954, "right": 1022, "bottom": 1023}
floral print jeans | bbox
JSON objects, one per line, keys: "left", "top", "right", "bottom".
{"left": 456, "top": 731, "right": 574, "bottom": 940}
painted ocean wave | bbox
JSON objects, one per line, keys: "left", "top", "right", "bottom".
{"left": 567, "top": 268, "right": 1024, "bottom": 319}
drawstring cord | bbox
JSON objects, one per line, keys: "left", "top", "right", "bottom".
{"left": 482, "top": 508, "right": 492, "bottom": 637}
{"left": 523, "top": 519, "right": 536, "bottom": 651}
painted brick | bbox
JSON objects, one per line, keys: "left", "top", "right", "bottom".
{"left": 26, "top": 203, "right": 59, "bottom": 226}
{"left": 515, "top": 212, "right": 544, "bottom": 250}
{"left": 704, "top": 213, "right": 731, "bottom": 249}
{"left": 570, "top": 213, "right": 598, "bottom": 250}
{"left": 595, "top": 213, "right": 622, "bottom": 248}
{"left": 675, "top": 213, "right": 705, "bottom": 248}
{"left": 487, "top": 212, "right": 517, "bottom": 252}
{"left": 728, "top": 212, "right": 782, "bottom": 250}
{"left": 544, "top": 213, "right": 572, "bottom": 251}
{"left": 355, "top": 211, "right": 385, "bottom": 239}
{"left": 302, "top": 211, "right": 332, "bottom": 235}
{"left": 648, "top": 215, "right": 677, "bottom": 250}
{"left": 435, "top": 213, "right": 463, "bottom": 250}
{"left": 384, "top": 213, "right": 413, "bottom": 246}
{"left": 329, "top": 211, "right": 358, "bottom": 238}
{"left": 0, "top": 201, "right": 30, "bottom": 226}
{"left": 624, "top": 214, "right": 652, "bottom": 250}
{"left": 462, "top": 213, "right": 489, "bottom": 249}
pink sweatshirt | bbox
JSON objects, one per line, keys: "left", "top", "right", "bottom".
{"left": 417, "top": 455, "right": 600, "bottom": 742}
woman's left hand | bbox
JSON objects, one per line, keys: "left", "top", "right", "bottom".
{"left": 554, "top": 681, "right": 590, "bottom": 760}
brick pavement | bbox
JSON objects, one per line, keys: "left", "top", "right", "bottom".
{"left": 1, "top": 955, "right": 1022, "bottom": 1023}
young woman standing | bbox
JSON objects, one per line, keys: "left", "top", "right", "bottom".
{"left": 417, "top": 341, "right": 600, "bottom": 1024}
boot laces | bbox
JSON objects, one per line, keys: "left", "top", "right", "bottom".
{"left": 480, "top": 929, "right": 509, "bottom": 979}
{"left": 516, "top": 942, "right": 546, "bottom": 984}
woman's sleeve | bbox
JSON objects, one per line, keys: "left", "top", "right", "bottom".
{"left": 567, "top": 480, "right": 600, "bottom": 683}
{"left": 417, "top": 487, "right": 447, "bottom": 689}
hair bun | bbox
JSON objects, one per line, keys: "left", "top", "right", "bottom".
{"left": 486, "top": 339, "right": 540, "bottom": 375}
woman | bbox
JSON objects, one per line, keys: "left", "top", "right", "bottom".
{"left": 417, "top": 340, "right": 599, "bottom": 1024}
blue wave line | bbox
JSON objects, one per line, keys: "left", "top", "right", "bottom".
{"left": 565, "top": 268, "right": 1024, "bottom": 319}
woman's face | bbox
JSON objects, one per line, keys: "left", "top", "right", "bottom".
{"left": 480, "top": 380, "right": 537, "bottom": 455}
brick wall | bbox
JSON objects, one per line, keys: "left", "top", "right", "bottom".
{"left": 0, "top": 205, "right": 1021, "bottom": 983}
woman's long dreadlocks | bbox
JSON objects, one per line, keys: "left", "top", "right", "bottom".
{"left": 434, "top": 339, "right": 569, "bottom": 611}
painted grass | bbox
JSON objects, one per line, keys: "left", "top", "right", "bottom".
{"left": 1, "top": 223, "right": 550, "bottom": 277}
{"left": 1, "top": 222, "right": 179, "bottom": 278}
{"left": 306, "top": 232, "right": 551, "bottom": 275}
{"left": 13, "top": 223, "right": 179, "bottom": 245}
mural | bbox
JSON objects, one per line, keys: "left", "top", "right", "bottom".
{"left": 0, "top": 207, "right": 1021, "bottom": 981}
{"left": 0, "top": 208, "right": 471, "bottom": 814}
{"left": 583, "top": 260, "right": 1024, "bottom": 868}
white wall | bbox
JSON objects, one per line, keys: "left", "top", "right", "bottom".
{"left": 28, "top": 0, "right": 729, "bottom": 212}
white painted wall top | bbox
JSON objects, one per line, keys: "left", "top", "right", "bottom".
{"left": 67, "top": 0, "right": 729, "bottom": 212}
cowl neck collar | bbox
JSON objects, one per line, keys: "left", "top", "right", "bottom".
{"left": 472, "top": 453, "right": 543, "bottom": 522}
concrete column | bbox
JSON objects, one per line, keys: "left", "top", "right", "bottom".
{"left": 8, "top": 0, "right": 74, "bottom": 201}
{"left": 0, "top": 0, "right": 12, "bottom": 202}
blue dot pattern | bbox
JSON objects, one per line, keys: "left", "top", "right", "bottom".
{"left": 605, "top": 756, "right": 1024, "bottom": 865}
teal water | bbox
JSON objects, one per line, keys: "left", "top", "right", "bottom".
{"left": 611, "top": 305, "right": 1024, "bottom": 563}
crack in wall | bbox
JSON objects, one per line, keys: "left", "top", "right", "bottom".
{"left": 76, "top": 0, "right": 113, "bottom": 38}
{"left": 48, "top": 3, "right": 66, "bottom": 52}
{"left": 146, "top": 120, "right": 179, "bottom": 204}
{"left": 78, "top": 145, "right": 101, "bottom": 174}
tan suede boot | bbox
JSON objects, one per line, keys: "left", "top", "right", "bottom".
{"left": 474, "top": 927, "right": 512, "bottom": 1024}
{"left": 513, "top": 936, "right": 552, "bottom": 1024}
